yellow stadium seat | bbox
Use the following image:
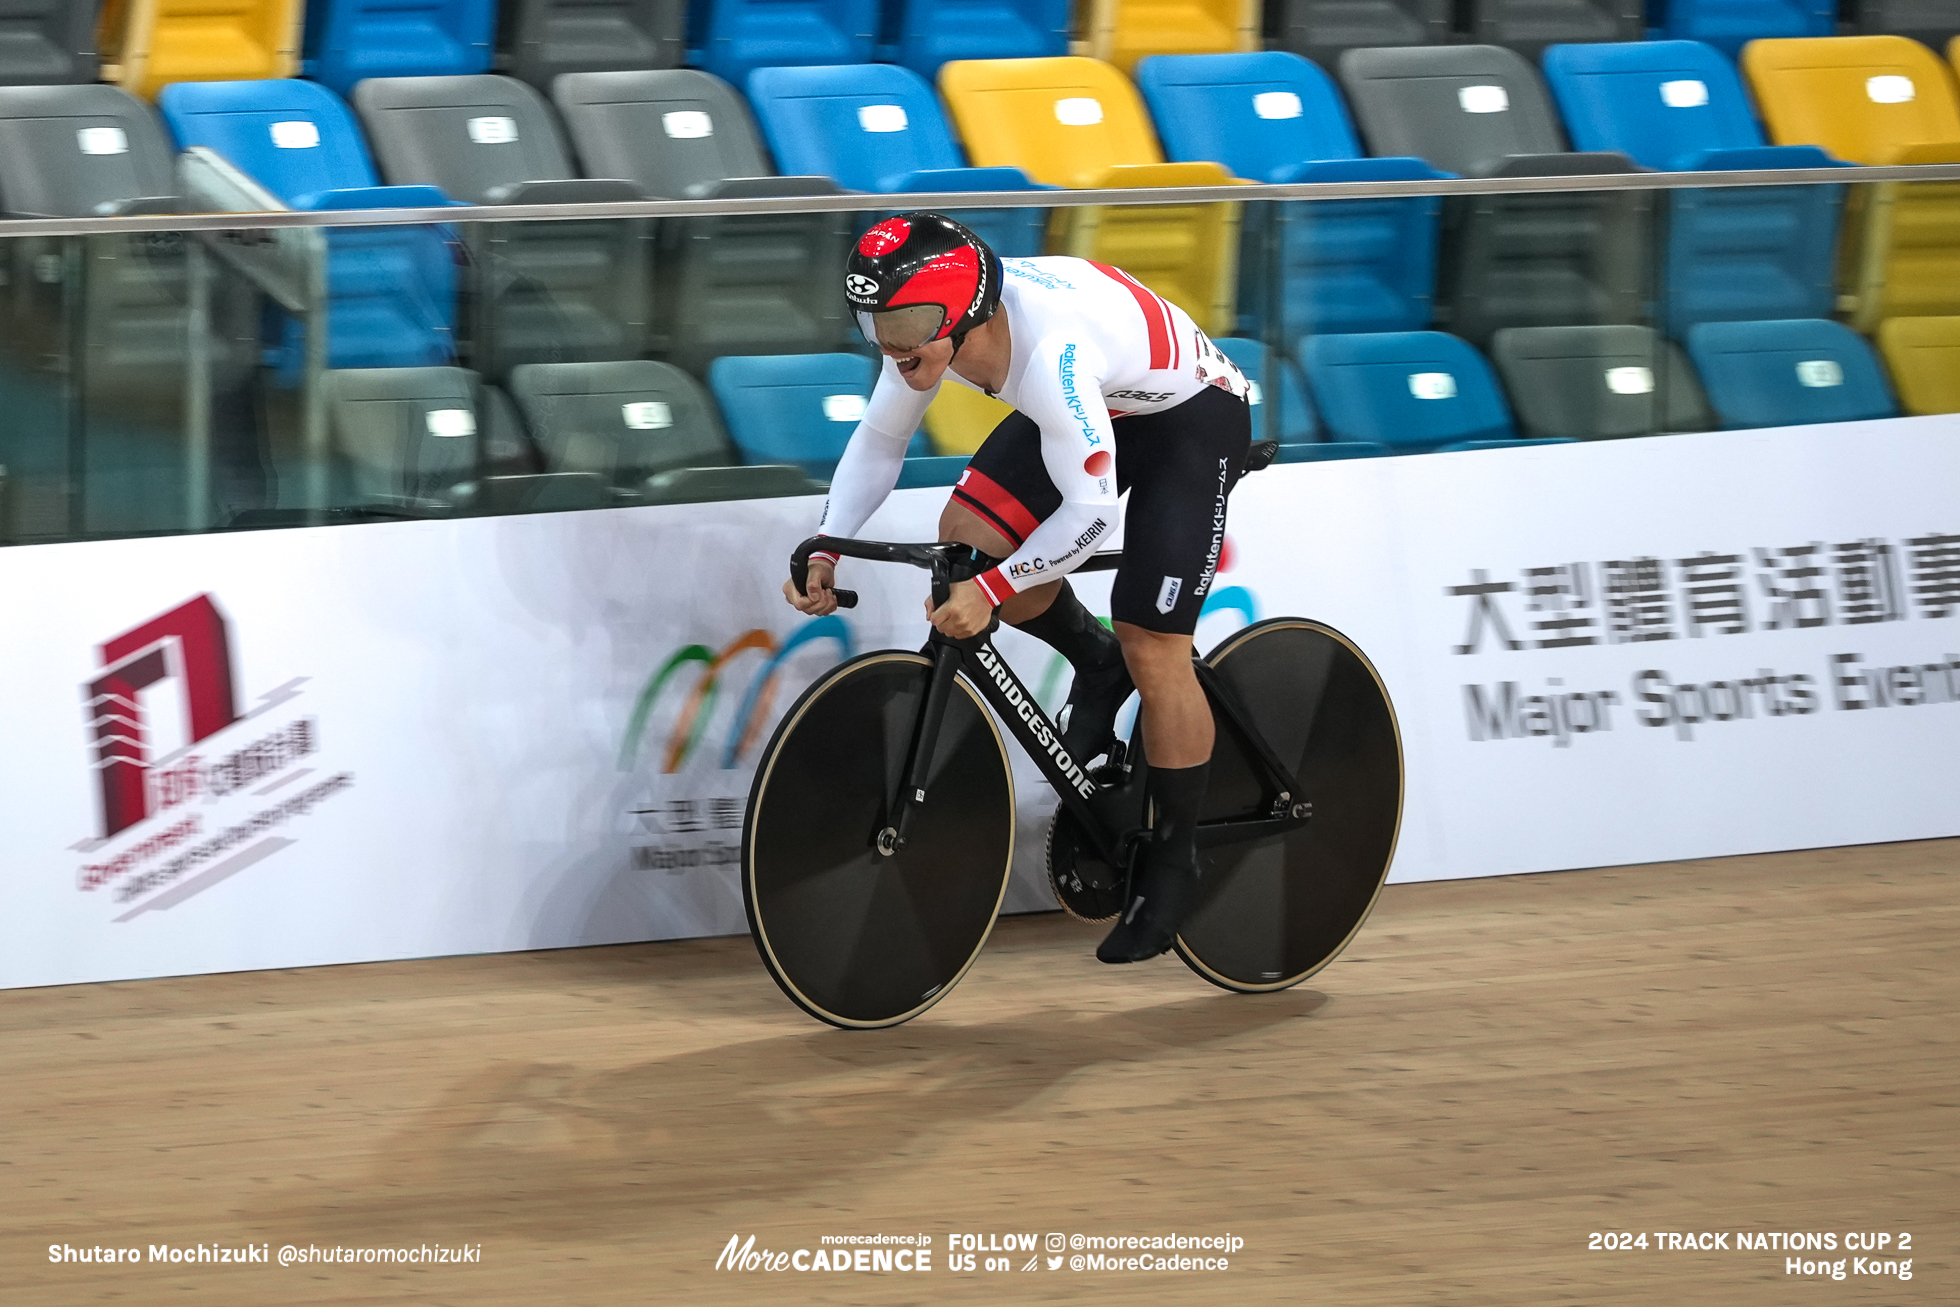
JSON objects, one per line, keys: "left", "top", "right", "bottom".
{"left": 1877, "top": 316, "right": 1960, "bottom": 413}
{"left": 1087, "top": 0, "right": 1259, "bottom": 77}
{"left": 923, "top": 385, "right": 1016, "bottom": 454}
{"left": 98, "top": 0, "right": 302, "bottom": 100}
{"left": 939, "top": 56, "right": 1242, "bottom": 335}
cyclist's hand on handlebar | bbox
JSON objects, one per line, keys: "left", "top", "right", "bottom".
{"left": 785, "top": 557, "right": 839, "bottom": 615}
{"left": 926, "top": 578, "right": 994, "bottom": 640}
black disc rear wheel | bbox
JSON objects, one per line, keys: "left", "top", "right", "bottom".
{"left": 743, "top": 651, "right": 1015, "bottom": 1028}
{"left": 1174, "top": 619, "right": 1404, "bottom": 992}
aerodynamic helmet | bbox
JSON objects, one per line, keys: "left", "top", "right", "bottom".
{"left": 844, "top": 212, "right": 1001, "bottom": 353}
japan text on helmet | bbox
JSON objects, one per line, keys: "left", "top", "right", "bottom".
{"left": 844, "top": 212, "right": 1001, "bottom": 353}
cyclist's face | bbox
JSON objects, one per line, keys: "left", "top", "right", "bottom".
{"left": 882, "top": 335, "right": 956, "bottom": 391}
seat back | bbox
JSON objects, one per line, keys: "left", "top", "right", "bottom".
{"left": 325, "top": 366, "right": 485, "bottom": 507}
{"left": 1744, "top": 34, "right": 1960, "bottom": 164}
{"left": 1876, "top": 314, "right": 1960, "bottom": 413}
{"left": 0, "top": 0, "right": 97, "bottom": 84}
{"left": 99, "top": 0, "right": 303, "bottom": 100}
{"left": 495, "top": 0, "right": 682, "bottom": 90}
{"left": 686, "top": 0, "right": 877, "bottom": 85}
{"left": 1300, "top": 331, "right": 1514, "bottom": 446}
{"left": 303, "top": 0, "right": 493, "bottom": 95}
{"left": 157, "top": 77, "right": 379, "bottom": 200}
{"left": 1210, "top": 336, "right": 1317, "bottom": 442}
{"left": 0, "top": 84, "right": 175, "bottom": 216}
{"left": 1851, "top": 1, "right": 1960, "bottom": 54}
{"left": 706, "top": 352, "right": 883, "bottom": 477}
{"left": 886, "top": 0, "right": 1067, "bottom": 80}
{"left": 1086, "top": 0, "right": 1258, "bottom": 76}
{"left": 939, "top": 55, "right": 1163, "bottom": 187}
{"left": 1339, "top": 43, "right": 1568, "bottom": 175}
{"left": 510, "top": 360, "right": 736, "bottom": 482}
{"left": 1135, "top": 50, "right": 1364, "bottom": 181}
{"left": 355, "top": 74, "right": 575, "bottom": 203}
{"left": 1685, "top": 318, "right": 1898, "bottom": 427}
{"left": 747, "top": 62, "right": 962, "bottom": 190}
{"left": 1272, "top": 0, "right": 1449, "bottom": 70}
{"left": 554, "top": 68, "right": 771, "bottom": 196}
{"left": 1544, "top": 39, "right": 1767, "bottom": 168}
{"left": 1661, "top": 0, "right": 1833, "bottom": 58}
{"left": 1489, "top": 324, "right": 1711, "bottom": 437}
{"left": 1471, "top": 0, "right": 1642, "bottom": 58}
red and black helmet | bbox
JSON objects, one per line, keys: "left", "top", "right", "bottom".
{"left": 844, "top": 212, "right": 1001, "bottom": 353}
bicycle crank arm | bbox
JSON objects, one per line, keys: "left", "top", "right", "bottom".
{"left": 1194, "top": 812, "right": 1312, "bottom": 848}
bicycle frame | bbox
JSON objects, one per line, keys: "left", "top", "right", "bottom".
{"left": 791, "top": 537, "right": 1313, "bottom": 868}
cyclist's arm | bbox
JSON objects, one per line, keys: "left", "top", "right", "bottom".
{"left": 812, "top": 360, "right": 937, "bottom": 562}
{"left": 972, "top": 336, "right": 1120, "bottom": 605}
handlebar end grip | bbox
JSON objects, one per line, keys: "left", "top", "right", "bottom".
{"left": 834, "top": 589, "right": 859, "bottom": 609}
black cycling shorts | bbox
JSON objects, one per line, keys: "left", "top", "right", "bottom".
{"left": 950, "top": 384, "right": 1252, "bottom": 636}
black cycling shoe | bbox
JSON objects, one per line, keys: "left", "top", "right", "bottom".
{"left": 1058, "top": 658, "right": 1134, "bottom": 768}
{"left": 1096, "top": 847, "right": 1199, "bottom": 964}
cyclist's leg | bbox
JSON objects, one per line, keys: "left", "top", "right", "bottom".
{"left": 942, "top": 411, "right": 1132, "bottom": 763}
{"left": 1095, "top": 386, "right": 1251, "bottom": 963}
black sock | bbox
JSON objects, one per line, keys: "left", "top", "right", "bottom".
{"left": 1146, "top": 760, "right": 1211, "bottom": 870}
{"left": 1011, "top": 580, "right": 1123, "bottom": 675}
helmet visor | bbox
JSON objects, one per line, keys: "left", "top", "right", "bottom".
{"left": 856, "top": 304, "right": 947, "bottom": 353}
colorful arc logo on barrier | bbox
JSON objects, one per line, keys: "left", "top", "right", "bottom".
{"left": 620, "top": 617, "right": 856, "bottom": 773}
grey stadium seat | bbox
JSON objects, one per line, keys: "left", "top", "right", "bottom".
{"left": 1468, "top": 0, "right": 1644, "bottom": 59}
{"left": 508, "top": 359, "right": 819, "bottom": 502}
{"left": 1273, "top": 0, "right": 1450, "bottom": 72}
{"left": 1489, "top": 325, "right": 1712, "bottom": 439}
{"left": 352, "top": 74, "right": 650, "bottom": 377}
{"left": 1847, "top": 0, "right": 1960, "bottom": 54}
{"left": 554, "top": 69, "right": 852, "bottom": 369}
{"left": 496, "top": 0, "right": 683, "bottom": 91}
{"left": 1338, "top": 45, "right": 1653, "bottom": 343}
{"left": 0, "top": 0, "right": 98, "bottom": 85}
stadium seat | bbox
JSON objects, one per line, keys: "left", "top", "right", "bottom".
{"left": 1086, "top": 0, "right": 1258, "bottom": 76}
{"left": 1136, "top": 51, "right": 1444, "bottom": 343}
{"left": 495, "top": 0, "right": 684, "bottom": 90}
{"left": 1657, "top": 0, "right": 1832, "bottom": 58}
{"left": 1544, "top": 39, "right": 1847, "bottom": 334}
{"left": 938, "top": 56, "right": 1242, "bottom": 335}
{"left": 1299, "top": 330, "right": 1530, "bottom": 449}
{"left": 1338, "top": 44, "right": 1651, "bottom": 343}
{"left": 1271, "top": 0, "right": 1450, "bottom": 71}
{"left": 881, "top": 0, "right": 1068, "bottom": 81}
{"left": 1858, "top": 2, "right": 1960, "bottom": 52}
{"left": 507, "top": 359, "right": 821, "bottom": 501}
{"left": 686, "top": 0, "right": 876, "bottom": 86}
{"left": 0, "top": 0, "right": 98, "bottom": 83}
{"left": 706, "top": 352, "right": 930, "bottom": 478}
{"left": 554, "top": 69, "right": 853, "bottom": 368}
{"left": 745, "top": 63, "right": 1047, "bottom": 257}
{"left": 302, "top": 0, "right": 493, "bottom": 96}
{"left": 1685, "top": 318, "right": 1899, "bottom": 427}
{"left": 354, "top": 75, "right": 649, "bottom": 376}
{"left": 0, "top": 83, "right": 173, "bottom": 217}
{"left": 158, "top": 79, "right": 459, "bottom": 374}
{"left": 1489, "top": 325, "right": 1712, "bottom": 438}
{"left": 1875, "top": 315, "right": 1960, "bottom": 413}
{"left": 1210, "top": 336, "right": 1318, "bottom": 443}
{"left": 98, "top": 0, "right": 302, "bottom": 99}
{"left": 1745, "top": 35, "right": 1960, "bottom": 329}
{"left": 1470, "top": 0, "right": 1643, "bottom": 59}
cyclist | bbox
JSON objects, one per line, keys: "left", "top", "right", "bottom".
{"left": 784, "top": 212, "right": 1252, "bottom": 965}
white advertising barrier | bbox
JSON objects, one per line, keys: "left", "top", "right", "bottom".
{"left": 1, "top": 415, "right": 1956, "bottom": 988}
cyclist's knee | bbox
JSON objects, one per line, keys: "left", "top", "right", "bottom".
{"left": 1113, "top": 623, "right": 1195, "bottom": 696}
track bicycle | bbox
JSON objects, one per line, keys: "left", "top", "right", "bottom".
{"left": 741, "top": 536, "right": 1405, "bottom": 1029}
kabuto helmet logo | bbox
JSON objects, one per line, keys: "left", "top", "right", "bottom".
{"left": 844, "top": 273, "right": 880, "bottom": 299}
{"left": 83, "top": 594, "right": 239, "bottom": 839}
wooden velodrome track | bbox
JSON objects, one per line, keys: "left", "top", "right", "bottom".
{"left": 7, "top": 839, "right": 1953, "bottom": 1305}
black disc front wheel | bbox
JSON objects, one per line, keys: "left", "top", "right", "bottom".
{"left": 743, "top": 651, "right": 1016, "bottom": 1028}
{"left": 1174, "top": 619, "right": 1404, "bottom": 992}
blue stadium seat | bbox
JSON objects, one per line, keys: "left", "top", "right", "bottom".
{"left": 687, "top": 0, "right": 877, "bottom": 86}
{"left": 158, "top": 79, "right": 458, "bottom": 376}
{"left": 1210, "top": 337, "right": 1318, "bottom": 442}
{"left": 303, "top": 0, "right": 495, "bottom": 96}
{"left": 745, "top": 63, "right": 1047, "bottom": 256}
{"left": 706, "top": 353, "right": 930, "bottom": 478}
{"left": 1656, "top": 0, "right": 1833, "bottom": 58}
{"left": 1544, "top": 39, "right": 1847, "bottom": 334}
{"left": 1685, "top": 319, "right": 1899, "bottom": 428}
{"left": 879, "top": 0, "right": 1068, "bottom": 80}
{"left": 1137, "top": 51, "right": 1444, "bottom": 343}
{"left": 1300, "top": 331, "right": 1546, "bottom": 450}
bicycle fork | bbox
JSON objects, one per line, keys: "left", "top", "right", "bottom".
{"left": 876, "top": 641, "right": 962, "bottom": 857}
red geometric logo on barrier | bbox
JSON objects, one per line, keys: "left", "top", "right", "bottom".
{"left": 84, "top": 594, "right": 239, "bottom": 839}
